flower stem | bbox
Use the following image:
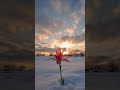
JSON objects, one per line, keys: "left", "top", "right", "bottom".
{"left": 59, "top": 63, "right": 64, "bottom": 86}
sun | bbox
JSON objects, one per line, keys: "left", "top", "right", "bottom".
{"left": 60, "top": 42, "right": 70, "bottom": 49}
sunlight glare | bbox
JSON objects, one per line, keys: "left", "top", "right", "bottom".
{"left": 60, "top": 42, "right": 70, "bottom": 50}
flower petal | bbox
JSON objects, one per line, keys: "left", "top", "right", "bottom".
{"left": 61, "top": 49, "right": 64, "bottom": 54}
{"left": 63, "top": 59, "right": 69, "bottom": 62}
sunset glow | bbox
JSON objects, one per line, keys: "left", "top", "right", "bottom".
{"left": 60, "top": 42, "right": 71, "bottom": 50}
{"left": 35, "top": 0, "right": 85, "bottom": 55}
{"left": 63, "top": 51, "right": 69, "bottom": 55}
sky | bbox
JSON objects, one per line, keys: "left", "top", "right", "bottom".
{"left": 35, "top": 0, "right": 85, "bottom": 55}
{"left": 0, "top": 0, "right": 120, "bottom": 59}
{"left": 86, "top": 0, "right": 120, "bottom": 59}
{"left": 0, "top": 0, "right": 34, "bottom": 56}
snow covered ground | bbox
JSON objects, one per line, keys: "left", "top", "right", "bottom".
{"left": 35, "top": 56, "right": 85, "bottom": 90}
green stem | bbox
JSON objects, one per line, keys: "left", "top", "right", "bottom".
{"left": 59, "top": 63, "right": 64, "bottom": 86}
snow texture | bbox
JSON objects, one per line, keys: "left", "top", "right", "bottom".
{"left": 35, "top": 56, "right": 85, "bottom": 90}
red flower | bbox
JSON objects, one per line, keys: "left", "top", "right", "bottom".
{"left": 49, "top": 48, "right": 69, "bottom": 86}
{"left": 50, "top": 48, "right": 69, "bottom": 64}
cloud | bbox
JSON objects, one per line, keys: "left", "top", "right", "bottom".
{"left": 86, "top": 0, "right": 119, "bottom": 23}
{"left": 86, "top": 0, "right": 120, "bottom": 43}
{"left": 81, "top": 27, "right": 85, "bottom": 33}
{"left": 50, "top": 0, "right": 62, "bottom": 13}
{"left": 35, "top": 19, "right": 63, "bottom": 36}
{"left": 86, "top": 40, "right": 120, "bottom": 58}
{"left": 0, "top": 0, "right": 34, "bottom": 34}
{"left": 113, "top": 1, "right": 120, "bottom": 15}
{"left": 0, "top": 0, "right": 34, "bottom": 55}
{"left": 35, "top": 46, "right": 54, "bottom": 53}
{"left": 86, "top": 0, "right": 120, "bottom": 57}
{"left": 65, "top": 28, "right": 75, "bottom": 35}
{"left": 35, "top": 0, "right": 84, "bottom": 35}
{"left": 89, "top": 0, "right": 102, "bottom": 7}
{"left": 59, "top": 34, "right": 85, "bottom": 44}
{"left": 35, "top": 0, "right": 85, "bottom": 53}
{"left": 0, "top": 39, "right": 34, "bottom": 54}
{"left": 86, "top": 18, "right": 120, "bottom": 57}
{"left": 86, "top": 17, "right": 120, "bottom": 43}
{"left": 85, "top": 8, "right": 95, "bottom": 23}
